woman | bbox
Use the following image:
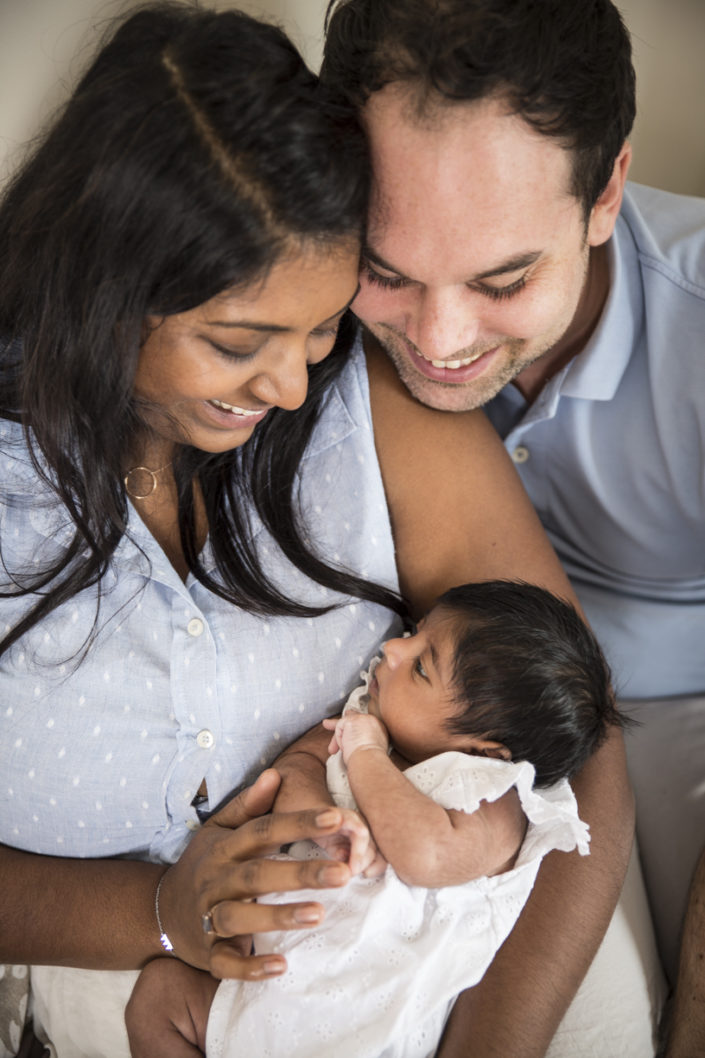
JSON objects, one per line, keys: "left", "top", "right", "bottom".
{"left": 0, "top": 3, "right": 613, "bottom": 1055}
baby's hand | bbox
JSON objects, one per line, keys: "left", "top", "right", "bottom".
{"left": 315, "top": 807, "right": 384, "bottom": 876}
{"left": 324, "top": 711, "right": 389, "bottom": 765}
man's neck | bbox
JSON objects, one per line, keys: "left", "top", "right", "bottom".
{"left": 513, "top": 243, "right": 610, "bottom": 404}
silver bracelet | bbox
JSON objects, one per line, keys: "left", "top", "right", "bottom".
{"left": 155, "top": 872, "right": 175, "bottom": 954}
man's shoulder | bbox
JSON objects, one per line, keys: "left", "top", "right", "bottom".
{"left": 620, "top": 182, "right": 705, "bottom": 293}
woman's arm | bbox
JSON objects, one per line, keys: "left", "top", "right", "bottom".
{"left": 0, "top": 770, "right": 354, "bottom": 980}
{"left": 335, "top": 712, "right": 525, "bottom": 886}
{"left": 367, "top": 339, "right": 634, "bottom": 1055}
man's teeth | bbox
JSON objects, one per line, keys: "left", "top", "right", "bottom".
{"left": 210, "top": 399, "right": 255, "bottom": 415}
{"left": 422, "top": 352, "right": 484, "bottom": 370}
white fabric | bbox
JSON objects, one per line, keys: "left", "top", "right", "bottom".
{"left": 206, "top": 749, "right": 589, "bottom": 1058}
{"left": 27, "top": 846, "right": 666, "bottom": 1058}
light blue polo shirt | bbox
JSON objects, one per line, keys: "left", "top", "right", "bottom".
{"left": 486, "top": 183, "right": 705, "bottom": 699}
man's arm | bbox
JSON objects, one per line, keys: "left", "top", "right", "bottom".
{"left": 367, "top": 344, "right": 634, "bottom": 1054}
{"left": 437, "top": 727, "right": 634, "bottom": 1058}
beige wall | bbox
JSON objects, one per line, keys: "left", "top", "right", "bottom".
{"left": 1, "top": 0, "right": 704, "bottom": 195}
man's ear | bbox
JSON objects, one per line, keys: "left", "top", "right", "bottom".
{"left": 587, "top": 141, "right": 632, "bottom": 248}
{"left": 470, "top": 738, "right": 512, "bottom": 762}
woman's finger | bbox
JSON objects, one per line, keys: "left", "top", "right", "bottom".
{"left": 206, "top": 894, "right": 328, "bottom": 940}
{"left": 208, "top": 940, "right": 289, "bottom": 981}
{"left": 213, "top": 806, "right": 346, "bottom": 863}
{"left": 206, "top": 852, "right": 350, "bottom": 909}
{"left": 206, "top": 768, "right": 282, "bottom": 830}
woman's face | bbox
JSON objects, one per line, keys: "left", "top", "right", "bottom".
{"left": 133, "top": 240, "right": 360, "bottom": 454}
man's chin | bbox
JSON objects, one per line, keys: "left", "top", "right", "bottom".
{"left": 368, "top": 329, "right": 508, "bottom": 412}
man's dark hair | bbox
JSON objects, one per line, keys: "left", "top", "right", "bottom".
{"left": 436, "top": 580, "right": 627, "bottom": 786}
{"left": 323, "top": 0, "right": 636, "bottom": 217}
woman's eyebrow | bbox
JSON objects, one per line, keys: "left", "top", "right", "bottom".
{"left": 206, "top": 287, "right": 361, "bottom": 333}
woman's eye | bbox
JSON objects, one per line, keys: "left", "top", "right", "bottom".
{"left": 362, "top": 263, "right": 408, "bottom": 291}
{"left": 209, "top": 340, "right": 258, "bottom": 361}
{"left": 476, "top": 275, "right": 528, "bottom": 302}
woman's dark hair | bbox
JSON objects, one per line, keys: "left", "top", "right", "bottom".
{"left": 0, "top": 2, "right": 404, "bottom": 657}
{"left": 436, "top": 580, "right": 628, "bottom": 786}
{"left": 323, "top": 0, "right": 636, "bottom": 218}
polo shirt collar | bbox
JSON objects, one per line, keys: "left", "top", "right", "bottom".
{"left": 558, "top": 208, "right": 643, "bottom": 401}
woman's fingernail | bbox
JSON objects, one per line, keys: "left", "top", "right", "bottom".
{"left": 263, "top": 958, "right": 286, "bottom": 976}
{"left": 315, "top": 809, "right": 339, "bottom": 828}
{"left": 294, "top": 905, "right": 323, "bottom": 924}
{"left": 318, "top": 863, "right": 347, "bottom": 886}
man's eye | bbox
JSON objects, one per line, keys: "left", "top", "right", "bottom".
{"left": 476, "top": 275, "right": 528, "bottom": 301}
{"left": 362, "top": 263, "right": 408, "bottom": 291}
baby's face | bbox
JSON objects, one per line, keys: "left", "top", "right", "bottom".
{"left": 368, "top": 608, "right": 477, "bottom": 763}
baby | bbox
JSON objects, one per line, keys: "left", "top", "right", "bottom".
{"left": 127, "top": 580, "right": 625, "bottom": 1058}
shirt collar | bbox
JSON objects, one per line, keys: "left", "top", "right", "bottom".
{"left": 557, "top": 204, "right": 643, "bottom": 401}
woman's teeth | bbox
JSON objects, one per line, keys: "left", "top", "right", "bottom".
{"left": 209, "top": 399, "right": 257, "bottom": 416}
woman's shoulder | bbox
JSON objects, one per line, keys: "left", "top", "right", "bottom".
{"left": 302, "top": 327, "right": 372, "bottom": 461}
{"left": 0, "top": 418, "right": 75, "bottom": 555}
{"left": 0, "top": 418, "right": 42, "bottom": 495}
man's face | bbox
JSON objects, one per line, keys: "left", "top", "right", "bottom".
{"left": 353, "top": 87, "right": 606, "bottom": 411}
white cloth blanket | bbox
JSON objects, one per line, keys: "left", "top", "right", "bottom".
{"left": 207, "top": 746, "right": 589, "bottom": 1058}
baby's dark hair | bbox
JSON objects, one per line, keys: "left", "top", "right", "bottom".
{"left": 436, "top": 581, "right": 625, "bottom": 786}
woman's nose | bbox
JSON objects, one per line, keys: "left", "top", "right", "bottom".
{"left": 251, "top": 343, "right": 310, "bottom": 411}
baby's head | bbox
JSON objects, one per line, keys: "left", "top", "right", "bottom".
{"left": 369, "top": 580, "right": 622, "bottom": 786}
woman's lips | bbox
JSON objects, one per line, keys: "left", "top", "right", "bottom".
{"left": 203, "top": 399, "right": 271, "bottom": 428}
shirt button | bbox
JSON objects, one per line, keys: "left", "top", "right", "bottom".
{"left": 196, "top": 729, "right": 215, "bottom": 750}
{"left": 511, "top": 445, "right": 530, "bottom": 464}
{"left": 187, "top": 618, "right": 204, "bottom": 637}
{"left": 186, "top": 819, "right": 200, "bottom": 831}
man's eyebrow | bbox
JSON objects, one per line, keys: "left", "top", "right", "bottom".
{"left": 363, "top": 245, "right": 541, "bottom": 283}
{"left": 473, "top": 251, "right": 542, "bottom": 280}
{"left": 205, "top": 287, "right": 360, "bottom": 332}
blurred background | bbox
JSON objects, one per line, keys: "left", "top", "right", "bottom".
{"left": 1, "top": 0, "right": 704, "bottom": 195}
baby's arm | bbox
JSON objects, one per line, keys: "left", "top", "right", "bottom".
{"left": 272, "top": 721, "right": 382, "bottom": 876}
{"left": 330, "top": 712, "right": 527, "bottom": 888}
{"left": 125, "top": 958, "right": 219, "bottom": 1058}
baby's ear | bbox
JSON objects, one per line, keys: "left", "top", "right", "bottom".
{"left": 473, "top": 739, "right": 512, "bottom": 762}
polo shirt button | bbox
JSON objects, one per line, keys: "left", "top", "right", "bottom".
{"left": 196, "top": 729, "right": 215, "bottom": 749}
{"left": 512, "top": 445, "right": 530, "bottom": 464}
{"left": 187, "top": 617, "right": 204, "bottom": 637}
{"left": 186, "top": 818, "right": 200, "bottom": 831}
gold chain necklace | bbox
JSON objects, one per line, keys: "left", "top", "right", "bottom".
{"left": 124, "top": 461, "right": 172, "bottom": 500}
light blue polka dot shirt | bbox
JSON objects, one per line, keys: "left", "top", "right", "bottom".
{"left": 1, "top": 335, "right": 402, "bottom": 864}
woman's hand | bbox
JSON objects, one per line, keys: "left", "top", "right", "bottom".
{"left": 157, "top": 769, "right": 353, "bottom": 980}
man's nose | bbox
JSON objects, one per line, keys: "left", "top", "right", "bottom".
{"left": 409, "top": 287, "right": 481, "bottom": 362}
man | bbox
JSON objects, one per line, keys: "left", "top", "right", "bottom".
{"left": 322, "top": 0, "right": 705, "bottom": 1054}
